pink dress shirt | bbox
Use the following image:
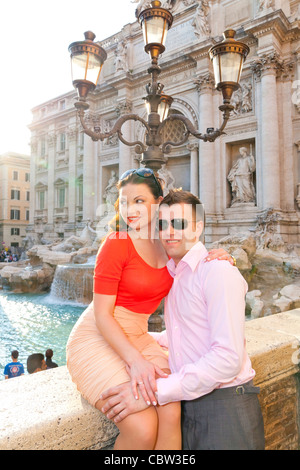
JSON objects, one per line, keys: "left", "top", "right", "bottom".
{"left": 153, "top": 242, "right": 255, "bottom": 406}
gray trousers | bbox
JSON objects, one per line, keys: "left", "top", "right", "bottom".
{"left": 181, "top": 381, "right": 265, "bottom": 450}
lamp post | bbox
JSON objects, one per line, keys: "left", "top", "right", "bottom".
{"left": 68, "top": 0, "right": 249, "bottom": 171}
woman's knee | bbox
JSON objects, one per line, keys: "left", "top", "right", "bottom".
{"left": 117, "top": 408, "right": 158, "bottom": 449}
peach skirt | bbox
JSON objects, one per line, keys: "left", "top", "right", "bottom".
{"left": 66, "top": 303, "right": 169, "bottom": 407}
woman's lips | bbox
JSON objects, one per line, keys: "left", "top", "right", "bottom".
{"left": 127, "top": 216, "right": 140, "bottom": 223}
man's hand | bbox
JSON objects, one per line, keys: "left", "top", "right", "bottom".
{"left": 100, "top": 382, "right": 150, "bottom": 423}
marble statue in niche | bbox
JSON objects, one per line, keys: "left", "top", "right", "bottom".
{"left": 104, "top": 170, "right": 119, "bottom": 206}
{"left": 115, "top": 40, "right": 127, "bottom": 73}
{"left": 192, "top": 0, "right": 211, "bottom": 39}
{"left": 227, "top": 146, "right": 256, "bottom": 206}
{"left": 157, "top": 164, "right": 176, "bottom": 196}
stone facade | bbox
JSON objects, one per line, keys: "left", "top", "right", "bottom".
{"left": 28, "top": 0, "right": 300, "bottom": 244}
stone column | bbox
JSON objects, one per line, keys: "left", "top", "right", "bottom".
{"left": 115, "top": 100, "right": 133, "bottom": 177}
{"left": 67, "top": 123, "right": 78, "bottom": 226}
{"left": 187, "top": 142, "right": 199, "bottom": 197}
{"left": 47, "top": 131, "right": 56, "bottom": 227}
{"left": 194, "top": 72, "right": 216, "bottom": 213}
{"left": 29, "top": 137, "right": 37, "bottom": 226}
{"left": 83, "top": 133, "right": 96, "bottom": 222}
{"left": 252, "top": 53, "right": 282, "bottom": 210}
{"left": 280, "top": 61, "right": 296, "bottom": 211}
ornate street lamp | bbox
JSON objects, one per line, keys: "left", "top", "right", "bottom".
{"left": 68, "top": 0, "right": 249, "bottom": 171}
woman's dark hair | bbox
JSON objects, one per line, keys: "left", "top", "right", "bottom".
{"left": 109, "top": 171, "right": 164, "bottom": 232}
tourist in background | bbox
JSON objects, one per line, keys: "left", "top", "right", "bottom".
{"left": 4, "top": 350, "right": 24, "bottom": 379}
{"left": 27, "top": 353, "right": 47, "bottom": 374}
{"left": 45, "top": 349, "right": 58, "bottom": 369}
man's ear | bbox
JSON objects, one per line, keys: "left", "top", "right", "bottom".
{"left": 196, "top": 220, "right": 204, "bottom": 239}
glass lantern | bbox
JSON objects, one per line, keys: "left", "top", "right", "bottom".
{"left": 69, "top": 31, "right": 107, "bottom": 99}
{"left": 138, "top": 1, "right": 173, "bottom": 61}
{"left": 209, "top": 30, "right": 250, "bottom": 103}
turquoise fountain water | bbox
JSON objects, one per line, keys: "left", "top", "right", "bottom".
{"left": 0, "top": 292, "right": 85, "bottom": 380}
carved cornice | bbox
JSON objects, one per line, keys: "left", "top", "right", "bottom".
{"left": 115, "top": 100, "right": 133, "bottom": 117}
{"left": 194, "top": 72, "right": 215, "bottom": 93}
{"left": 47, "top": 132, "right": 57, "bottom": 147}
{"left": 250, "top": 51, "right": 284, "bottom": 79}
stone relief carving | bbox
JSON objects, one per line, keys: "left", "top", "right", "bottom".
{"left": 257, "top": 0, "right": 275, "bottom": 13}
{"left": 253, "top": 208, "right": 284, "bottom": 250}
{"left": 131, "top": 0, "right": 179, "bottom": 15}
{"left": 182, "top": 0, "right": 196, "bottom": 6}
{"left": 103, "top": 120, "right": 119, "bottom": 147}
{"left": 232, "top": 82, "right": 253, "bottom": 115}
{"left": 191, "top": 0, "right": 211, "bottom": 39}
{"left": 157, "top": 164, "right": 176, "bottom": 196}
{"left": 227, "top": 146, "right": 256, "bottom": 206}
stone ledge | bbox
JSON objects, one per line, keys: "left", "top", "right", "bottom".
{"left": 1, "top": 309, "right": 300, "bottom": 450}
{"left": 0, "top": 366, "right": 118, "bottom": 450}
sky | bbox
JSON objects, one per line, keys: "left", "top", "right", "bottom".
{"left": 0, "top": 0, "right": 138, "bottom": 156}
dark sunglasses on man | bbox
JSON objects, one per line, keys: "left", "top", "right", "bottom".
{"left": 158, "top": 218, "right": 197, "bottom": 231}
{"left": 120, "top": 168, "right": 163, "bottom": 197}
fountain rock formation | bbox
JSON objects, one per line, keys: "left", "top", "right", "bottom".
{"left": 211, "top": 231, "right": 300, "bottom": 318}
{"left": 0, "top": 223, "right": 99, "bottom": 296}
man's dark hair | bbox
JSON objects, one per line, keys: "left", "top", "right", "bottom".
{"left": 11, "top": 350, "right": 19, "bottom": 360}
{"left": 160, "top": 189, "right": 205, "bottom": 226}
{"left": 27, "top": 353, "right": 44, "bottom": 374}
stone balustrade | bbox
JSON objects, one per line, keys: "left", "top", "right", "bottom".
{"left": 1, "top": 309, "right": 300, "bottom": 450}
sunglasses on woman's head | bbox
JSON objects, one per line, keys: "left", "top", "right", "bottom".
{"left": 158, "top": 218, "right": 197, "bottom": 231}
{"left": 120, "top": 168, "right": 163, "bottom": 197}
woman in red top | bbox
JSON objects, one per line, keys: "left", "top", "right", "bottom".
{"left": 67, "top": 169, "right": 231, "bottom": 450}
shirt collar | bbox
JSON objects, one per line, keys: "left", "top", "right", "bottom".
{"left": 167, "top": 241, "right": 208, "bottom": 277}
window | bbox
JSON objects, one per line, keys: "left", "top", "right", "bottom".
{"left": 26, "top": 210, "right": 30, "bottom": 221}
{"left": 13, "top": 171, "right": 18, "bottom": 181}
{"left": 58, "top": 188, "right": 65, "bottom": 208}
{"left": 39, "top": 191, "right": 45, "bottom": 210}
{"left": 60, "top": 100, "right": 66, "bottom": 110}
{"left": 26, "top": 191, "right": 30, "bottom": 201}
{"left": 10, "top": 210, "right": 20, "bottom": 220}
{"left": 60, "top": 133, "right": 66, "bottom": 151}
{"left": 11, "top": 228, "right": 20, "bottom": 236}
{"left": 25, "top": 173, "right": 30, "bottom": 182}
{"left": 11, "top": 190, "right": 20, "bottom": 200}
{"left": 41, "top": 138, "right": 46, "bottom": 157}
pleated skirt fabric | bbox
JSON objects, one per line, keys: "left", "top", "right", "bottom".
{"left": 66, "top": 303, "right": 169, "bottom": 407}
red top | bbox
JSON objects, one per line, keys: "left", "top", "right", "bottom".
{"left": 93, "top": 231, "right": 174, "bottom": 314}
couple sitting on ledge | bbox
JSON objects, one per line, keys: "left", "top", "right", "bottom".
{"left": 67, "top": 168, "right": 265, "bottom": 451}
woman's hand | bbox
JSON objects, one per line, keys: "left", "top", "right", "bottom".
{"left": 205, "top": 248, "right": 236, "bottom": 266}
{"left": 126, "top": 356, "right": 168, "bottom": 406}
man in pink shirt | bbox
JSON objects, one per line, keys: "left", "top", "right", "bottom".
{"left": 101, "top": 190, "right": 265, "bottom": 450}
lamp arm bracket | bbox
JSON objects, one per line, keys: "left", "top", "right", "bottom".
{"left": 77, "top": 106, "right": 149, "bottom": 153}
{"left": 110, "top": 114, "right": 150, "bottom": 154}
{"left": 157, "top": 105, "right": 233, "bottom": 151}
